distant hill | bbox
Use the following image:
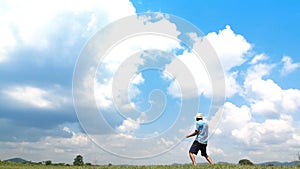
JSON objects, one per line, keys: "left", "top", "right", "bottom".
{"left": 217, "top": 161, "right": 232, "bottom": 164}
{"left": 258, "top": 161, "right": 300, "bottom": 166}
{"left": 4, "top": 158, "right": 28, "bottom": 163}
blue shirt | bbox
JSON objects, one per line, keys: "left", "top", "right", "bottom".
{"left": 195, "top": 120, "right": 208, "bottom": 144}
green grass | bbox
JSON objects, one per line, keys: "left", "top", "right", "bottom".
{"left": 0, "top": 163, "right": 300, "bottom": 169}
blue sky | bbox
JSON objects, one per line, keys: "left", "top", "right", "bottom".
{"left": 0, "top": 0, "right": 300, "bottom": 165}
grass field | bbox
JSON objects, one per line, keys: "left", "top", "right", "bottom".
{"left": 0, "top": 163, "right": 299, "bottom": 169}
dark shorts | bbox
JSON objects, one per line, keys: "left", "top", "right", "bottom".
{"left": 189, "top": 140, "right": 208, "bottom": 157}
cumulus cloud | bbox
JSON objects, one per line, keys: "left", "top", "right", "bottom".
{"left": 2, "top": 85, "right": 69, "bottom": 109}
{"left": 280, "top": 56, "right": 300, "bottom": 75}
{"left": 250, "top": 53, "right": 268, "bottom": 65}
{"left": 165, "top": 50, "right": 211, "bottom": 98}
{"left": 0, "top": 0, "right": 137, "bottom": 161}
{"left": 208, "top": 146, "right": 225, "bottom": 156}
{"left": 131, "top": 73, "right": 144, "bottom": 85}
{"left": 207, "top": 54, "right": 300, "bottom": 162}
{"left": 92, "top": 34, "right": 181, "bottom": 111}
{"left": 165, "top": 25, "right": 252, "bottom": 99}
{"left": 0, "top": 25, "right": 15, "bottom": 63}
{"left": 60, "top": 127, "right": 89, "bottom": 145}
{"left": 0, "top": 126, "right": 91, "bottom": 163}
{"left": 117, "top": 118, "right": 140, "bottom": 133}
{"left": 244, "top": 63, "right": 300, "bottom": 116}
{"left": 206, "top": 25, "right": 252, "bottom": 71}
{"left": 209, "top": 99, "right": 299, "bottom": 162}
{"left": 225, "top": 71, "right": 241, "bottom": 98}
{"left": 0, "top": 0, "right": 136, "bottom": 63}
{"left": 116, "top": 112, "right": 148, "bottom": 135}
{"left": 94, "top": 78, "right": 113, "bottom": 109}
{"left": 281, "top": 89, "right": 300, "bottom": 113}
{"left": 72, "top": 15, "right": 189, "bottom": 153}
{"left": 209, "top": 102, "right": 252, "bottom": 137}
{"left": 286, "top": 132, "right": 300, "bottom": 147}
{"left": 232, "top": 114, "right": 293, "bottom": 145}
{"left": 157, "top": 138, "right": 174, "bottom": 147}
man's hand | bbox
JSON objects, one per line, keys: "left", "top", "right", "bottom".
{"left": 186, "top": 130, "right": 199, "bottom": 138}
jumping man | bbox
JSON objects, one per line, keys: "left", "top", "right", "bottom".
{"left": 186, "top": 113, "right": 213, "bottom": 166}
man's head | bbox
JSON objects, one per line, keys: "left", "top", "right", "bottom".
{"left": 195, "top": 113, "right": 203, "bottom": 121}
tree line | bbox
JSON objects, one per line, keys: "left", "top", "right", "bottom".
{"left": 0, "top": 155, "right": 94, "bottom": 166}
{"left": 1, "top": 152, "right": 300, "bottom": 166}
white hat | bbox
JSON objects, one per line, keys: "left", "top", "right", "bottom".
{"left": 195, "top": 113, "right": 203, "bottom": 119}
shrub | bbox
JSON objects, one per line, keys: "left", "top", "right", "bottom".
{"left": 238, "top": 159, "right": 254, "bottom": 165}
{"left": 73, "top": 155, "right": 84, "bottom": 166}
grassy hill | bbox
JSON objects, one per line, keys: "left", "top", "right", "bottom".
{"left": 4, "top": 158, "right": 28, "bottom": 163}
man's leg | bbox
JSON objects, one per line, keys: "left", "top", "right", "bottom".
{"left": 205, "top": 155, "right": 213, "bottom": 164}
{"left": 200, "top": 143, "right": 213, "bottom": 164}
{"left": 189, "top": 152, "right": 197, "bottom": 166}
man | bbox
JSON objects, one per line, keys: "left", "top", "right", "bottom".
{"left": 186, "top": 113, "right": 213, "bottom": 166}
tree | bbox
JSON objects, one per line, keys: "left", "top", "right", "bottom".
{"left": 45, "top": 160, "right": 52, "bottom": 165}
{"left": 73, "top": 155, "right": 84, "bottom": 166}
{"left": 57, "top": 163, "right": 65, "bottom": 166}
{"left": 238, "top": 159, "right": 254, "bottom": 165}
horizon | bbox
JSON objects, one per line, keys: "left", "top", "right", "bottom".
{"left": 0, "top": 0, "right": 300, "bottom": 165}
{"left": 2, "top": 157, "right": 299, "bottom": 166}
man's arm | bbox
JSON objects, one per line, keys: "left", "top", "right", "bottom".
{"left": 186, "top": 130, "right": 199, "bottom": 138}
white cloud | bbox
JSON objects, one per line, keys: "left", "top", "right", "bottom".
{"left": 250, "top": 53, "right": 268, "bottom": 65}
{"left": 214, "top": 128, "right": 222, "bottom": 135}
{"left": 0, "top": 25, "right": 15, "bottom": 63}
{"left": 281, "top": 88, "right": 300, "bottom": 113}
{"left": 128, "top": 73, "right": 144, "bottom": 101}
{"left": 102, "top": 34, "right": 181, "bottom": 73}
{"left": 0, "top": 0, "right": 136, "bottom": 62}
{"left": 204, "top": 50, "right": 300, "bottom": 163}
{"left": 86, "top": 13, "right": 97, "bottom": 32}
{"left": 248, "top": 79, "right": 282, "bottom": 115}
{"left": 56, "top": 133, "right": 89, "bottom": 146}
{"left": 244, "top": 63, "right": 300, "bottom": 116}
{"left": 2, "top": 85, "right": 69, "bottom": 109}
{"left": 206, "top": 25, "right": 252, "bottom": 71}
{"left": 63, "top": 126, "right": 72, "bottom": 134}
{"left": 131, "top": 73, "right": 144, "bottom": 85}
{"left": 222, "top": 102, "right": 252, "bottom": 127}
{"left": 157, "top": 138, "right": 174, "bottom": 147}
{"left": 93, "top": 34, "right": 181, "bottom": 110}
{"left": 167, "top": 79, "right": 182, "bottom": 98}
{"left": 232, "top": 114, "right": 293, "bottom": 145}
{"left": 165, "top": 25, "right": 253, "bottom": 99}
{"left": 165, "top": 50, "right": 211, "bottom": 98}
{"left": 128, "top": 85, "right": 142, "bottom": 102}
{"left": 209, "top": 100, "right": 299, "bottom": 163}
{"left": 0, "top": 127, "right": 91, "bottom": 163}
{"left": 117, "top": 118, "right": 140, "bottom": 133}
{"left": 281, "top": 55, "right": 300, "bottom": 75}
{"left": 244, "top": 63, "right": 275, "bottom": 87}
{"left": 94, "top": 78, "right": 113, "bottom": 109}
{"left": 225, "top": 71, "right": 241, "bottom": 98}
{"left": 286, "top": 133, "right": 300, "bottom": 147}
{"left": 116, "top": 112, "right": 148, "bottom": 135}
{"left": 208, "top": 146, "right": 224, "bottom": 156}
{"left": 207, "top": 102, "right": 253, "bottom": 150}
{"left": 204, "top": 25, "right": 252, "bottom": 98}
